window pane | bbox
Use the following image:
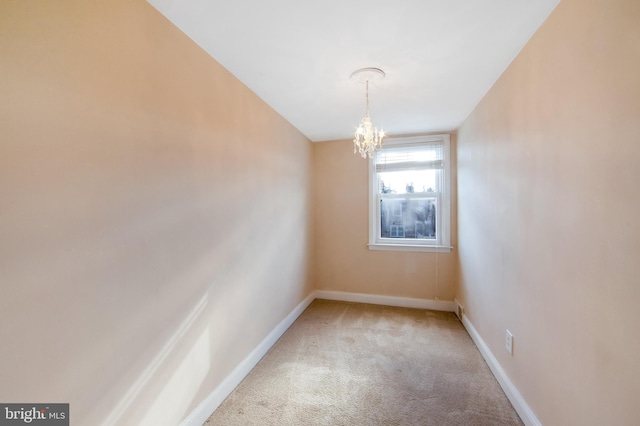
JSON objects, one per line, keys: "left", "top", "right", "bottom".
{"left": 379, "top": 170, "right": 437, "bottom": 194}
{"left": 380, "top": 198, "right": 437, "bottom": 239}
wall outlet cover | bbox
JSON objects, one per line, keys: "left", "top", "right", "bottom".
{"left": 506, "top": 330, "right": 514, "bottom": 355}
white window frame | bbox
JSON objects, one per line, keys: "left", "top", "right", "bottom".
{"left": 368, "top": 134, "right": 452, "bottom": 253}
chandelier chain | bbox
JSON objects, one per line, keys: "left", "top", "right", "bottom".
{"left": 365, "top": 80, "right": 370, "bottom": 117}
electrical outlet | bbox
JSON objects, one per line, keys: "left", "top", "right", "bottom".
{"left": 506, "top": 330, "right": 514, "bottom": 355}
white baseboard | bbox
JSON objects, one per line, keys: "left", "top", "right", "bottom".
{"left": 182, "top": 290, "right": 455, "bottom": 425}
{"left": 180, "top": 292, "right": 316, "bottom": 426}
{"left": 461, "top": 315, "right": 541, "bottom": 426}
{"left": 314, "top": 290, "right": 455, "bottom": 312}
{"left": 453, "top": 298, "right": 464, "bottom": 320}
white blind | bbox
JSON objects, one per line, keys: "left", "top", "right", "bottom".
{"left": 375, "top": 142, "right": 443, "bottom": 172}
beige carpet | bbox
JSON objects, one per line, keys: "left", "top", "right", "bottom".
{"left": 204, "top": 299, "right": 523, "bottom": 425}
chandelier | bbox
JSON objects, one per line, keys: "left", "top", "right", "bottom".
{"left": 351, "top": 68, "right": 386, "bottom": 158}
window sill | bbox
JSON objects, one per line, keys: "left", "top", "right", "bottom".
{"left": 367, "top": 244, "right": 453, "bottom": 253}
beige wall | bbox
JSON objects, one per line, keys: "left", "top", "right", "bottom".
{"left": 457, "top": 0, "right": 640, "bottom": 424}
{"left": 313, "top": 138, "right": 457, "bottom": 301}
{"left": 0, "top": 1, "right": 313, "bottom": 424}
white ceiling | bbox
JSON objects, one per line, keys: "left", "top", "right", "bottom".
{"left": 147, "top": 0, "right": 559, "bottom": 142}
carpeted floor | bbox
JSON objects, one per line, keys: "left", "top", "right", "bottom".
{"left": 204, "top": 299, "right": 523, "bottom": 425}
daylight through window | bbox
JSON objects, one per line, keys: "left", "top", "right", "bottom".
{"left": 368, "top": 135, "right": 451, "bottom": 252}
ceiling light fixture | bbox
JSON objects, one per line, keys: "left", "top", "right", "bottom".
{"left": 351, "top": 67, "right": 386, "bottom": 158}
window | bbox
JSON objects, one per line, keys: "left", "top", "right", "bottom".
{"left": 368, "top": 134, "right": 451, "bottom": 252}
